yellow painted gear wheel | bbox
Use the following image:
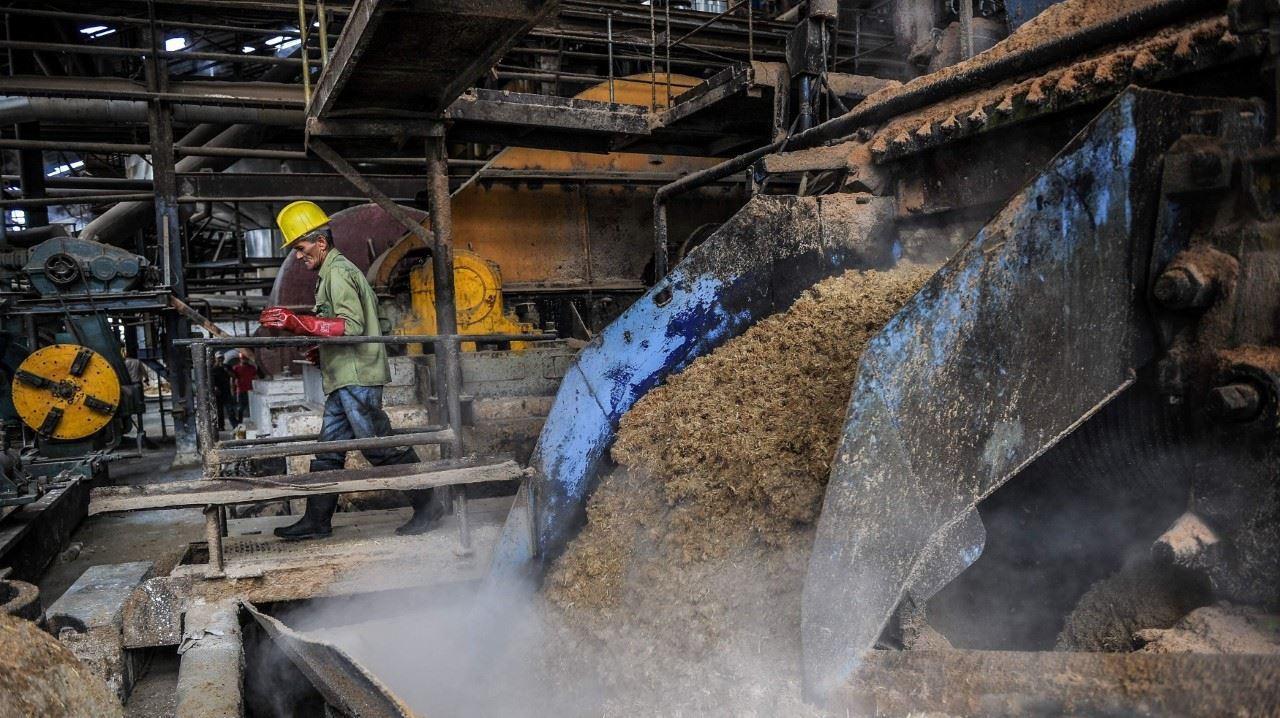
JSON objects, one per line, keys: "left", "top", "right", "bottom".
{"left": 11, "top": 344, "right": 121, "bottom": 440}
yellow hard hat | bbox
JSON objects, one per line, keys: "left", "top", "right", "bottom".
{"left": 277, "top": 201, "right": 331, "bottom": 247}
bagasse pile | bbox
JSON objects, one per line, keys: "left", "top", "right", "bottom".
{"left": 543, "top": 266, "right": 934, "bottom": 712}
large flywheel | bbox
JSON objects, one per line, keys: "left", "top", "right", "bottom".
{"left": 11, "top": 344, "right": 120, "bottom": 440}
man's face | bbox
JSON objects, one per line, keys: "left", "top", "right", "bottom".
{"left": 290, "top": 232, "right": 329, "bottom": 271}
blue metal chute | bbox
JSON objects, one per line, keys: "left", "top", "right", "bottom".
{"left": 489, "top": 193, "right": 899, "bottom": 574}
{"left": 799, "top": 88, "right": 1263, "bottom": 698}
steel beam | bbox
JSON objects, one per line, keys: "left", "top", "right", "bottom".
{"left": 309, "top": 138, "right": 435, "bottom": 247}
{"left": 443, "top": 88, "right": 650, "bottom": 135}
{"left": 176, "top": 171, "right": 429, "bottom": 201}
{"left": 144, "top": 14, "right": 198, "bottom": 468}
{"left": 14, "top": 122, "right": 48, "bottom": 227}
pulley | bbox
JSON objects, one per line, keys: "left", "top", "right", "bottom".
{"left": 10, "top": 344, "right": 121, "bottom": 440}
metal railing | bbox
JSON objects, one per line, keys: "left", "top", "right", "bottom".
{"left": 182, "top": 332, "right": 547, "bottom": 476}
{"left": 650, "top": 0, "right": 755, "bottom": 111}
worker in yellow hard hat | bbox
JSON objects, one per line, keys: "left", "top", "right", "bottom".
{"left": 259, "top": 201, "right": 443, "bottom": 540}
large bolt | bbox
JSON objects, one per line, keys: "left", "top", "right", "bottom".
{"left": 1153, "top": 266, "right": 1213, "bottom": 309}
{"left": 1207, "top": 381, "right": 1264, "bottom": 422}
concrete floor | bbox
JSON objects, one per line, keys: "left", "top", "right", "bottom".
{"left": 37, "top": 447, "right": 205, "bottom": 606}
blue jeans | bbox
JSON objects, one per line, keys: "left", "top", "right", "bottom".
{"left": 313, "top": 385, "right": 419, "bottom": 472}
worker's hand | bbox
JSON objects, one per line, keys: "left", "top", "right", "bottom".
{"left": 260, "top": 307, "right": 346, "bottom": 337}
{"left": 304, "top": 345, "right": 320, "bottom": 367}
{"left": 260, "top": 306, "right": 305, "bottom": 333}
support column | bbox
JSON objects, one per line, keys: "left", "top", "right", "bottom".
{"left": 144, "top": 14, "right": 197, "bottom": 466}
{"left": 15, "top": 122, "right": 47, "bottom": 227}
{"left": 426, "top": 128, "right": 470, "bottom": 555}
{"left": 958, "top": 0, "right": 975, "bottom": 60}
{"left": 424, "top": 129, "right": 462, "bottom": 461}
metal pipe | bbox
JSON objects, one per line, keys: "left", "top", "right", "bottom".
{"left": 651, "top": 140, "right": 779, "bottom": 279}
{"left": 207, "top": 429, "right": 457, "bottom": 463}
{"left": 79, "top": 48, "right": 303, "bottom": 244}
{"left": 0, "top": 96, "right": 302, "bottom": 126}
{"left": 317, "top": 1, "right": 330, "bottom": 66}
{"left": 650, "top": 0, "right": 657, "bottom": 111}
{"left": 0, "top": 193, "right": 155, "bottom": 207}
{"left": 607, "top": 13, "right": 615, "bottom": 104}
{"left": 665, "top": 0, "right": 672, "bottom": 107}
{"left": 297, "top": 0, "right": 311, "bottom": 107}
{"left": 958, "top": 0, "right": 975, "bottom": 59}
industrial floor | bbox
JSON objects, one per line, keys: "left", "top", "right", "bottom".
{"left": 37, "top": 447, "right": 205, "bottom": 606}
{"left": 32, "top": 427, "right": 514, "bottom": 715}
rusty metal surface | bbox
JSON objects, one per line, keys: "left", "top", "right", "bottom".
{"left": 801, "top": 89, "right": 1262, "bottom": 697}
{"left": 443, "top": 64, "right": 786, "bottom": 157}
{"left": 242, "top": 602, "right": 415, "bottom": 718}
{"left": 311, "top": 0, "right": 559, "bottom": 119}
{"left": 838, "top": 649, "right": 1280, "bottom": 717}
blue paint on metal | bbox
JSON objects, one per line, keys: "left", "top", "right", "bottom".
{"left": 502, "top": 195, "right": 894, "bottom": 569}
{"left": 802, "top": 89, "right": 1211, "bottom": 698}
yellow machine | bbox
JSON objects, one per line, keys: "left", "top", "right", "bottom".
{"left": 11, "top": 344, "right": 121, "bottom": 441}
{"left": 397, "top": 250, "right": 537, "bottom": 351}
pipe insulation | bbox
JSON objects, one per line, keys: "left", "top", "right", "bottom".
{"left": 77, "top": 56, "right": 301, "bottom": 244}
{"left": 0, "top": 96, "right": 303, "bottom": 126}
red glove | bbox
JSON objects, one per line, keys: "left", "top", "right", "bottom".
{"left": 304, "top": 345, "right": 320, "bottom": 366}
{"left": 260, "top": 307, "right": 346, "bottom": 337}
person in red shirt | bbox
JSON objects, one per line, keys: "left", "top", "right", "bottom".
{"left": 229, "top": 352, "right": 263, "bottom": 427}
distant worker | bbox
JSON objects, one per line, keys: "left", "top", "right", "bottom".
{"left": 211, "top": 352, "right": 235, "bottom": 430}
{"left": 229, "top": 351, "right": 262, "bottom": 428}
{"left": 124, "top": 354, "right": 149, "bottom": 388}
{"left": 123, "top": 352, "right": 150, "bottom": 447}
{"left": 259, "top": 201, "right": 441, "bottom": 541}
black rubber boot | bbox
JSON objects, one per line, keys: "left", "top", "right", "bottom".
{"left": 274, "top": 494, "right": 338, "bottom": 541}
{"left": 395, "top": 489, "right": 445, "bottom": 536}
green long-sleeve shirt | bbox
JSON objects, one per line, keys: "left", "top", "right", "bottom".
{"left": 314, "top": 248, "right": 390, "bottom": 394}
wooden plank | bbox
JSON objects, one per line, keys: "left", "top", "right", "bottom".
{"left": 90, "top": 459, "right": 525, "bottom": 515}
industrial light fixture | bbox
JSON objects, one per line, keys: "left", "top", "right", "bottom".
{"left": 165, "top": 37, "right": 187, "bottom": 51}
{"left": 278, "top": 38, "right": 301, "bottom": 50}
{"left": 79, "top": 25, "right": 116, "bottom": 39}
{"left": 47, "top": 160, "right": 86, "bottom": 178}
{"left": 242, "top": 46, "right": 256, "bottom": 53}
{"left": 265, "top": 35, "right": 287, "bottom": 46}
